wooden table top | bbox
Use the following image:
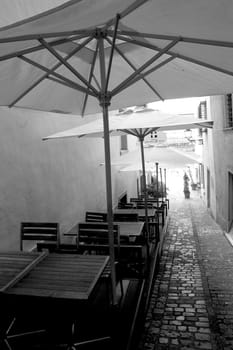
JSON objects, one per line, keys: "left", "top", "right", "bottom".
{"left": 1, "top": 252, "right": 109, "bottom": 301}
{"left": 114, "top": 221, "right": 144, "bottom": 237}
{"left": 114, "top": 208, "right": 156, "bottom": 218}
{"left": 78, "top": 221, "right": 145, "bottom": 238}
{"left": 0, "top": 251, "right": 44, "bottom": 291}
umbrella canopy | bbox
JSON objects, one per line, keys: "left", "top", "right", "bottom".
{"left": 0, "top": 0, "right": 223, "bottom": 304}
{"left": 0, "top": 1, "right": 233, "bottom": 113}
{"left": 43, "top": 109, "right": 213, "bottom": 140}
{"left": 44, "top": 109, "right": 213, "bottom": 256}
{"left": 118, "top": 147, "right": 200, "bottom": 172}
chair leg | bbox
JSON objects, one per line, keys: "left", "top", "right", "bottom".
{"left": 119, "top": 278, "right": 124, "bottom": 300}
{"left": 1, "top": 315, "right": 46, "bottom": 349}
{"left": 66, "top": 321, "right": 111, "bottom": 349}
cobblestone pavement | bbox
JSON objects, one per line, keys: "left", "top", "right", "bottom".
{"left": 138, "top": 193, "right": 233, "bottom": 350}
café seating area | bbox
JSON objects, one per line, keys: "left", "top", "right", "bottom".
{"left": 0, "top": 193, "right": 169, "bottom": 349}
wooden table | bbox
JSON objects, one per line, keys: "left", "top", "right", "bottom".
{"left": 114, "top": 208, "right": 156, "bottom": 220}
{"left": 78, "top": 221, "right": 144, "bottom": 239}
{"left": 0, "top": 251, "right": 44, "bottom": 291}
{"left": 1, "top": 252, "right": 109, "bottom": 301}
{"left": 0, "top": 251, "right": 110, "bottom": 348}
{"left": 114, "top": 221, "right": 144, "bottom": 239}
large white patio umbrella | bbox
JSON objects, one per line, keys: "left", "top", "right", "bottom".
{"left": 44, "top": 109, "right": 213, "bottom": 286}
{"left": 0, "top": 0, "right": 229, "bottom": 304}
{"left": 113, "top": 143, "right": 201, "bottom": 171}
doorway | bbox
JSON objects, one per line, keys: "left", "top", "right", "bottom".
{"left": 207, "top": 168, "right": 210, "bottom": 208}
{"left": 228, "top": 171, "right": 233, "bottom": 232}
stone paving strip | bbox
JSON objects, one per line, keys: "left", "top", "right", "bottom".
{"left": 138, "top": 200, "right": 216, "bottom": 350}
{"left": 190, "top": 199, "right": 233, "bottom": 350}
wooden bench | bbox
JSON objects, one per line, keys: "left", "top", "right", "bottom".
{"left": 20, "top": 222, "right": 60, "bottom": 251}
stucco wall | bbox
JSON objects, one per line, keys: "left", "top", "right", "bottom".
{"left": 0, "top": 107, "right": 137, "bottom": 250}
{"left": 208, "top": 96, "right": 233, "bottom": 231}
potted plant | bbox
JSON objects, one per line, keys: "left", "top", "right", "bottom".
{"left": 191, "top": 182, "right": 197, "bottom": 190}
{"left": 146, "top": 181, "right": 167, "bottom": 199}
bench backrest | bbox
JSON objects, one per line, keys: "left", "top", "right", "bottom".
{"left": 113, "top": 213, "right": 139, "bottom": 222}
{"left": 20, "top": 222, "right": 60, "bottom": 251}
{"left": 85, "top": 211, "right": 107, "bottom": 222}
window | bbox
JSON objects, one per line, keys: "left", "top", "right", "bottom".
{"left": 150, "top": 131, "right": 157, "bottom": 139}
{"left": 198, "top": 101, "right": 207, "bottom": 137}
{"left": 225, "top": 94, "right": 233, "bottom": 128}
{"left": 198, "top": 101, "right": 207, "bottom": 119}
{"left": 120, "top": 135, "right": 128, "bottom": 151}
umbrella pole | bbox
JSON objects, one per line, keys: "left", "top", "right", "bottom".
{"left": 139, "top": 137, "right": 150, "bottom": 253}
{"left": 160, "top": 167, "right": 163, "bottom": 202}
{"left": 156, "top": 162, "right": 159, "bottom": 208}
{"left": 101, "top": 99, "right": 117, "bottom": 306}
{"left": 164, "top": 168, "right": 167, "bottom": 200}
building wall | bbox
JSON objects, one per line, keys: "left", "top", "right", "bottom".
{"left": 203, "top": 96, "right": 233, "bottom": 231}
{"left": 201, "top": 97, "right": 217, "bottom": 219}
{"left": 0, "top": 107, "right": 137, "bottom": 250}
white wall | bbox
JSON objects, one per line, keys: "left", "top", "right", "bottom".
{"left": 0, "top": 107, "right": 137, "bottom": 250}
{"left": 207, "top": 96, "right": 233, "bottom": 230}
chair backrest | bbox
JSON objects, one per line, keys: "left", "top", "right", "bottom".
{"left": 85, "top": 211, "right": 107, "bottom": 222}
{"left": 78, "top": 222, "right": 120, "bottom": 254}
{"left": 117, "top": 203, "right": 134, "bottom": 209}
{"left": 113, "top": 213, "right": 139, "bottom": 222}
{"left": 20, "top": 222, "right": 60, "bottom": 251}
{"left": 130, "top": 198, "right": 141, "bottom": 203}
{"left": 136, "top": 202, "right": 153, "bottom": 209}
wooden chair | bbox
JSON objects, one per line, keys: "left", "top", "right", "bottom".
{"left": 85, "top": 211, "right": 107, "bottom": 222}
{"left": 113, "top": 213, "right": 139, "bottom": 222}
{"left": 78, "top": 222, "right": 123, "bottom": 301}
{"left": 117, "top": 202, "right": 134, "bottom": 209}
{"left": 20, "top": 222, "right": 60, "bottom": 251}
{"left": 78, "top": 222, "right": 120, "bottom": 255}
{"left": 136, "top": 202, "right": 153, "bottom": 209}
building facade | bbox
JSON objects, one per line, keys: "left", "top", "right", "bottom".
{"left": 200, "top": 95, "right": 233, "bottom": 232}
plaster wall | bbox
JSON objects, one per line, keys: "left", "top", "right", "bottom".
{"left": 0, "top": 107, "right": 137, "bottom": 250}
{"left": 202, "top": 97, "right": 216, "bottom": 218}
{"left": 208, "top": 96, "right": 233, "bottom": 231}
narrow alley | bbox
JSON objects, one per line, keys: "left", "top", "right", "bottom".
{"left": 138, "top": 190, "right": 233, "bottom": 350}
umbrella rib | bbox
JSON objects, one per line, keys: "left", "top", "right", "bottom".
{"left": 111, "top": 38, "right": 180, "bottom": 96}
{"left": 113, "top": 56, "right": 175, "bottom": 95}
{"left": 113, "top": 30, "right": 233, "bottom": 49}
{"left": 121, "top": 129, "right": 139, "bottom": 137}
{"left": 19, "top": 55, "right": 96, "bottom": 97}
{"left": 46, "top": 76, "right": 91, "bottom": 93}
{"left": 81, "top": 41, "right": 99, "bottom": 116}
{"left": 113, "top": 33, "right": 233, "bottom": 80}
{"left": 0, "top": 33, "right": 90, "bottom": 62}
{"left": 0, "top": 29, "right": 93, "bottom": 44}
{"left": 174, "top": 52, "right": 233, "bottom": 79}
{"left": 103, "top": 0, "right": 149, "bottom": 29}
{"left": 105, "top": 14, "right": 121, "bottom": 92}
{"left": 9, "top": 35, "right": 95, "bottom": 107}
{"left": 105, "top": 36, "right": 164, "bottom": 101}
{"left": 38, "top": 38, "right": 99, "bottom": 96}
